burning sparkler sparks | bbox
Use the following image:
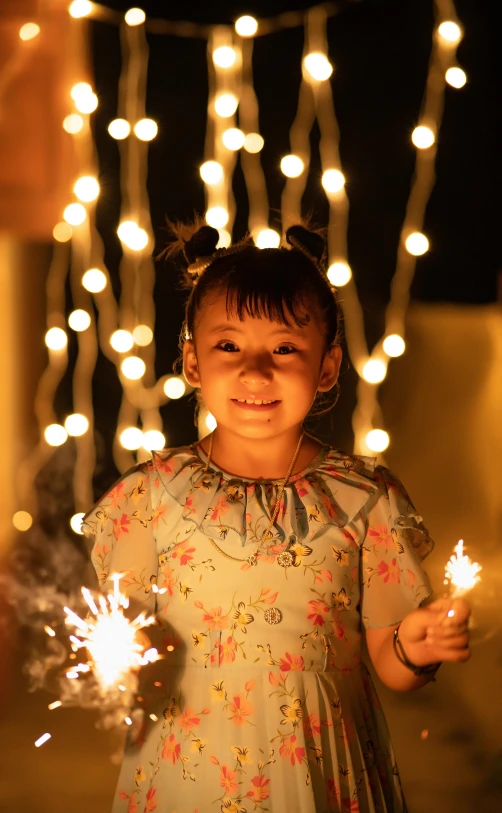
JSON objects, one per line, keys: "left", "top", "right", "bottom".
{"left": 444, "top": 539, "right": 482, "bottom": 599}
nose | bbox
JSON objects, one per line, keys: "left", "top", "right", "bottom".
{"left": 239, "top": 353, "right": 274, "bottom": 389}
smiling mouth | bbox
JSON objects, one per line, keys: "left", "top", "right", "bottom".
{"left": 232, "top": 398, "right": 280, "bottom": 405}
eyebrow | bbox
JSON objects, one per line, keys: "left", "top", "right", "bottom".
{"left": 208, "top": 323, "right": 302, "bottom": 336}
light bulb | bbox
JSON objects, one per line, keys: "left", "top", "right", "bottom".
{"left": 63, "top": 114, "right": 84, "bottom": 134}
{"left": 53, "top": 222, "right": 73, "bottom": 242}
{"left": 405, "top": 232, "right": 429, "bottom": 256}
{"left": 217, "top": 229, "right": 232, "bottom": 248}
{"left": 65, "top": 413, "right": 89, "bottom": 436}
{"left": 142, "top": 430, "right": 165, "bottom": 451}
{"left": 110, "top": 330, "right": 134, "bottom": 353}
{"left": 383, "top": 334, "right": 406, "bottom": 357}
{"left": 235, "top": 16, "right": 258, "bottom": 37}
{"left": 68, "top": 309, "right": 91, "bottom": 332}
{"left": 411, "top": 126, "right": 435, "bottom": 149}
{"left": 69, "top": 1, "right": 93, "bottom": 18}
{"left": 327, "top": 261, "right": 352, "bottom": 287}
{"left": 44, "top": 424, "right": 68, "bottom": 447}
{"left": 63, "top": 203, "right": 86, "bottom": 226}
{"left": 70, "top": 513, "right": 85, "bottom": 535}
{"left": 206, "top": 413, "right": 217, "bottom": 431}
{"left": 133, "top": 118, "right": 158, "bottom": 141}
{"left": 121, "top": 356, "right": 146, "bottom": 380}
{"left": 45, "top": 327, "right": 68, "bottom": 350}
{"left": 438, "top": 21, "right": 462, "bottom": 44}
{"left": 255, "top": 229, "right": 280, "bottom": 249}
{"left": 214, "top": 93, "right": 238, "bottom": 118}
{"left": 445, "top": 67, "right": 467, "bottom": 88}
{"left": 108, "top": 118, "right": 131, "bottom": 139}
{"left": 222, "top": 128, "right": 246, "bottom": 150}
{"left": 163, "top": 377, "right": 186, "bottom": 399}
{"left": 213, "top": 46, "right": 237, "bottom": 68}
{"left": 280, "top": 155, "right": 304, "bottom": 178}
{"left": 119, "top": 427, "right": 143, "bottom": 450}
{"left": 243, "top": 133, "right": 264, "bottom": 153}
{"left": 322, "top": 169, "right": 345, "bottom": 193}
{"left": 366, "top": 429, "right": 390, "bottom": 453}
{"left": 124, "top": 7, "right": 145, "bottom": 26}
{"left": 362, "top": 359, "right": 387, "bottom": 384}
{"left": 132, "top": 325, "right": 153, "bottom": 346}
{"left": 304, "top": 52, "right": 333, "bottom": 82}
{"left": 74, "top": 175, "right": 99, "bottom": 202}
{"left": 200, "top": 161, "right": 223, "bottom": 185}
{"left": 12, "top": 511, "right": 33, "bottom": 532}
{"left": 19, "top": 23, "right": 40, "bottom": 41}
{"left": 205, "top": 207, "right": 229, "bottom": 229}
{"left": 82, "top": 268, "right": 107, "bottom": 293}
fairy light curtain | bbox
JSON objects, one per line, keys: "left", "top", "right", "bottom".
{"left": 10, "top": 0, "right": 466, "bottom": 539}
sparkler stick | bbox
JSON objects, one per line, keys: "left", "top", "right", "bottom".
{"left": 444, "top": 539, "right": 482, "bottom": 599}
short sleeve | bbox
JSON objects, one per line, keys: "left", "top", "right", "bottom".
{"left": 81, "top": 461, "right": 158, "bottom": 614}
{"left": 360, "top": 466, "right": 434, "bottom": 629}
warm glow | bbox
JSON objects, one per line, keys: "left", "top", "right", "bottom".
{"left": 255, "top": 229, "right": 281, "bottom": 249}
{"left": 117, "top": 221, "right": 148, "bottom": 251}
{"left": 366, "top": 429, "right": 390, "bottom": 453}
{"left": 124, "top": 7, "right": 146, "bottom": 26}
{"left": 405, "top": 232, "right": 429, "bottom": 256}
{"left": 63, "top": 203, "right": 86, "bottom": 226}
{"left": 110, "top": 330, "right": 134, "bottom": 353}
{"left": 82, "top": 268, "right": 107, "bottom": 293}
{"left": 74, "top": 175, "right": 100, "bottom": 202}
{"left": 411, "top": 126, "right": 435, "bottom": 149}
{"left": 19, "top": 23, "right": 40, "bottom": 41}
{"left": 121, "top": 356, "right": 146, "bottom": 380}
{"left": 222, "top": 128, "right": 245, "bottom": 150}
{"left": 444, "top": 539, "right": 482, "bottom": 598}
{"left": 133, "top": 118, "right": 158, "bottom": 141}
{"left": 322, "top": 169, "right": 345, "bottom": 194}
{"left": 44, "top": 424, "right": 68, "bottom": 447}
{"left": 280, "top": 154, "right": 304, "bottom": 178}
{"left": 213, "top": 46, "right": 237, "bottom": 68}
{"left": 69, "top": 1, "right": 93, "bottom": 18}
{"left": 132, "top": 325, "right": 153, "bottom": 346}
{"left": 200, "top": 161, "right": 223, "bottom": 185}
{"left": 214, "top": 93, "right": 238, "bottom": 118}
{"left": 68, "top": 309, "right": 91, "bottom": 332}
{"left": 304, "top": 52, "right": 333, "bottom": 82}
{"left": 383, "top": 334, "right": 406, "bottom": 357}
{"left": 142, "top": 430, "right": 166, "bottom": 451}
{"left": 206, "top": 207, "right": 229, "bottom": 229}
{"left": 108, "top": 118, "right": 131, "bottom": 139}
{"left": 362, "top": 359, "right": 387, "bottom": 384}
{"left": 74, "top": 91, "right": 98, "bottom": 114}
{"left": 235, "top": 15, "right": 258, "bottom": 37}
{"left": 206, "top": 413, "right": 217, "bottom": 431}
{"left": 70, "top": 513, "right": 85, "bottom": 534}
{"left": 243, "top": 132, "right": 264, "bottom": 153}
{"left": 63, "top": 114, "right": 84, "bottom": 134}
{"left": 216, "top": 229, "right": 232, "bottom": 249}
{"left": 327, "top": 261, "right": 352, "bottom": 287}
{"left": 53, "top": 222, "right": 73, "bottom": 242}
{"left": 119, "top": 427, "right": 143, "bottom": 450}
{"left": 71, "top": 82, "right": 92, "bottom": 100}
{"left": 163, "top": 377, "right": 186, "bottom": 399}
{"left": 45, "top": 327, "right": 68, "bottom": 351}
{"left": 13, "top": 511, "right": 33, "bottom": 532}
{"left": 446, "top": 67, "right": 467, "bottom": 88}
{"left": 65, "top": 413, "right": 89, "bottom": 436}
{"left": 438, "top": 21, "right": 462, "bottom": 44}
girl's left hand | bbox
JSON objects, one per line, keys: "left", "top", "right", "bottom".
{"left": 398, "top": 597, "right": 471, "bottom": 667}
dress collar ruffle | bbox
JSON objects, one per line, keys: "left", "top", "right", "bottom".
{"left": 151, "top": 444, "right": 379, "bottom": 550}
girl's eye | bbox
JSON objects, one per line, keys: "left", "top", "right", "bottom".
{"left": 217, "top": 341, "right": 238, "bottom": 352}
{"left": 275, "top": 345, "right": 296, "bottom": 355}
{"left": 215, "top": 342, "right": 296, "bottom": 354}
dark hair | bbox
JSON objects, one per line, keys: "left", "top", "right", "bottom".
{"left": 168, "top": 221, "right": 344, "bottom": 419}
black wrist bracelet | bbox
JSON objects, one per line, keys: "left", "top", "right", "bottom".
{"left": 393, "top": 625, "right": 441, "bottom": 678}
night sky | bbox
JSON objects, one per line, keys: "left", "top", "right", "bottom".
{"left": 78, "top": 0, "right": 499, "bottom": 483}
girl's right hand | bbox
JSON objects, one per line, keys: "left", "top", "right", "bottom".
{"left": 398, "top": 597, "right": 471, "bottom": 666}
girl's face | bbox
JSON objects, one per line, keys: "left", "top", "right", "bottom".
{"left": 183, "top": 290, "right": 342, "bottom": 440}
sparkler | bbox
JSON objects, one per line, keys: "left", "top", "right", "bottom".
{"left": 444, "top": 539, "right": 482, "bottom": 599}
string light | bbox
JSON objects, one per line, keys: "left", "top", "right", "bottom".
{"left": 142, "top": 430, "right": 166, "bottom": 451}
{"left": 243, "top": 133, "right": 264, "bottom": 153}
{"left": 322, "top": 169, "right": 345, "bottom": 193}
{"left": 110, "top": 330, "right": 134, "bottom": 353}
{"left": 73, "top": 90, "right": 98, "bottom": 114}
{"left": 74, "top": 176, "right": 100, "bottom": 202}
{"left": 205, "top": 206, "right": 229, "bottom": 228}
{"left": 63, "top": 203, "right": 86, "bottom": 226}
{"left": 411, "top": 126, "right": 435, "bottom": 149}
{"left": 163, "top": 377, "right": 186, "bottom": 400}
{"left": 280, "top": 155, "right": 304, "bottom": 178}
{"left": 108, "top": 119, "right": 131, "bottom": 139}
{"left": 383, "top": 334, "right": 406, "bottom": 357}
{"left": 121, "top": 356, "right": 146, "bottom": 380}
{"left": 124, "top": 8, "right": 146, "bottom": 26}
{"left": 327, "top": 261, "right": 352, "bottom": 287}
{"left": 65, "top": 414, "right": 89, "bottom": 436}
{"left": 12, "top": 511, "right": 33, "bottom": 532}
{"left": 217, "top": 229, "right": 232, "bottom": 248}
{"left": 362, "top": 359, "right": 387, "bottom": 384}
{"left": 19, "top": 23, "right": 40, "bottom": 41}
{"left": 303, "top": 52, "right": 333, "bottom": 82}
{"left": 53, "top": 222, "right": 73, "bottom": 242}
{"left": 222, "top": 128, "right": 245, "bottom": 150}
{"left": 119, "top": 427, "right": 143, "bottom": 450}
{"left": 445, "top": 67, "right": 467, "bottom": 88}
{"left": 437, "top": 21, "right": 462, "bottom": 44}
{"left": 206, "top": 413, "right": 217, "bottom": 431}
{"left": 214, "top": 93, "right": 239, "bottom": 118}
{"left": 69, "top": 1, "right": 93, "bottom": 18}
{"left": 68, "top": 309, "right": 91, "bottom": 332}
{"left": 133, "top": 118, "right": 158, "bottom": 141}
{"left": 45, "top": 328, "right": 68, "bottom": 351}
{"left": 366, "top": 429, "right": 390, "bottom": 453}
{"left": 200, "top": 161, "right": 224, "bottom": 185}
{"left": 405, "top": 232, "right": 429, "bottom": 256}
{"left": 117, "top": 221, "right": 148, "bottom": 251}
{"left": 235, "top": 16, "right": 258, "bottom": 37}
{"left": 132, "top": 325, "right": 153, "bottom": 346}
{"left": 82, "top": 268, "right": 107, "bottom": 293}
{"left": 70, "top": 513, "right": 85, "bottom": 534}
{"left": 44, "top": 424, "right": 69, "bottom": 447}
{"left": 255, "top": 229, "right": 281, "bottom": 249}
{"left": 213, "top": 46, "right": 237, "bottom": 68}
{"left": 63, "top": 114, "right": 84, "bottom": 134}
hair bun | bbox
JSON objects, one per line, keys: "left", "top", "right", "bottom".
{"left": 286, "top": 225, "right": 325, "bottom": 263}
{"left": 183, "top": 225, "right": 220, "bottom": 264}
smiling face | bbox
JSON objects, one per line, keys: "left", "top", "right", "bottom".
{"left": 183, "top": 289, "right": 342, "bottom": 441}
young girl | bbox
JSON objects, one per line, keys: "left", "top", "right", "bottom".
{"left": 82, "top": 223, "right": 471, "bottom": 813}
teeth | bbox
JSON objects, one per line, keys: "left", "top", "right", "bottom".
{"left": 236, "top": 399, "right": 277, "bottom": 405}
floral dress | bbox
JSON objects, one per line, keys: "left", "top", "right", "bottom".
{"left": 82, "top": 443, "right": 434, "bottom": 813}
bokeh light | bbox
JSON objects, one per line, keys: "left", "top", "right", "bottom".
{"left": 45, "top": 327, "right": 68, "bottom": 351}
{"left": 200, "top": 161, "right": 223, "bottom": 185}
{"left": 163, "top": 377, "right": 186, "bottom": 399}
{"left": 65, "top": 414, "right": 89, "bottom": 436}
{"left": 82, "top": 268, "right": 107, "bottom": 293}
{"left": 213, "top": 46, "right": 237, "bottom": 68}
{"left": 70, "top": 513, "right": 85, "bottom": 535}
{"left": 438, "top": 21, "right": 462, "bottom": 44}
{"left": 362, "top": 359, "right": 387, "bottom": 384}
{"left": 235, "top": 16, "right": 258, "bottom": 37}
{"left": 53, "top": 222, "right": 73, "bottom": 242}
{"left": 206, "top": 413, "right": 217, "bottom": 431}
{"left": 217, "top": 229, "right": 232, "bottom": 248}
{"left": 74, "top": 175, "right": 100, "bottom": 202}
{"left": 327, "top": 261, "right": 352, "bottom": 287}
{"left": 255, "top": 229, "right": 281, "bottom": 249}
{"left": 110, "top": 330, "right": 134, "bottom": 353}
{"left": 124, "top": 7, "right": 146, "bottom": 26}
{"left": 243, "top": 133, "right": 264, "bottom": 153}
{"left": 19, "top": 23, "right": 40, "bottom": 41}
{"left": 383, "top": 335, "right": 406, "bottom": 357}
{"left": 322, "top": 169, "right": 345, "bottom": 194}
{"left": 280, "top": 155, "right": 304, "bottom": 178}
{"left": 119, "top": 427, "right": 143, "bottom": 450}
{"left": 205, "top": 207, "right": 229, "bottom": 229}
{"left": 108, "top": 118, "right": 131, "bottom": 139}
{"left": 63, "top": 203, "right": 86, "bottom": 226}
{"left": 411, "top": 126, "right": 435, "bottom": 149}
{"left": 214, "top": 93, "right": 238, "bottom": 118}
{"left": 13, "top": 511, "right": 33, "bottom": 532}
{"left": 366, "top": 429, "right": 390, "bottom": 453}
{"left": 304, "top": 52, "right": 333, "bottom": 81}
{"left": 405, "top": 232, "right": 429, "bottom": 256}
{"left": 69, "top": 1, "right": 93, "bottom": 18}
{"left": 63, "top": 114, "right": 84, "bottom": 134}
{"left": 446, "top": 67, "right": 467, "bottom": 88}
{"left": 44, "top": 424, "right": 68, "bottom": 447}
{"left": 133, "top": 118, "right": 158, "bottom": 141}
{"left": 142, "top": 430, "right": 166, "bottom": 451}
{"left": 132, "top": 325, "right": 153, "bottom": 346}
{"left": 222, "top": 128, "right": 245, "bottom": 150}
{"left": 121, "top": 356, "right": 146, "bottom": 380}
{"left": 68, "top": 309, "right": 91, "bottom": 332}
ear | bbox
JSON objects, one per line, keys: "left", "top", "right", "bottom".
{"left": 317, "top": 344, "right": 342, "bottom": 393}
{"left": 182, "top": 340, "right": 201, "bottom": 387}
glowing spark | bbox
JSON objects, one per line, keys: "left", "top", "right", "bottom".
{"left": 44, "top": 625, "right": 56, "bottom": 637}
{"left": 444, "top": 539, "right": 482, "bottom": 598}
{"left": 35, "top": 733, "right": 51, "bottom": 747}
{"left": 149, "top": 713, "right": 158, "bottom": 722}
{"left": 48, "top": 701, "right": 62, "bottom": 710}
{"left": 125, "top": 716, "right": 132, "bottom": 725}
